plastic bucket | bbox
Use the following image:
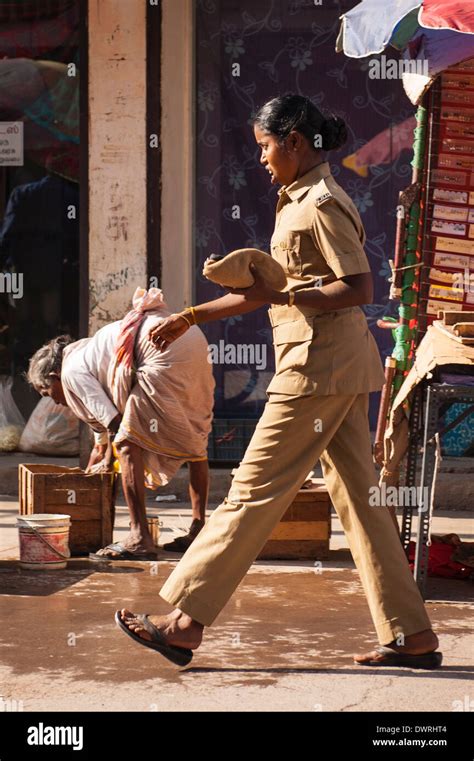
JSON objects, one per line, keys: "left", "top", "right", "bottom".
{"left": 17, "top": 514, "right": 71, "bottom": 570}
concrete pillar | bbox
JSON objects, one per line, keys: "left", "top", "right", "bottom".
{"left": 87, "top": 0, "right": 148, "bottom": 333}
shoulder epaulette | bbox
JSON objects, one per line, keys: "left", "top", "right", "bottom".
{"left": 313, "top": 179, "right": 334, "bottom": 208}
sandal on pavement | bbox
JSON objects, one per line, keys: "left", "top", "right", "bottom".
{"left": 89, "top": 543, "right": 159, "bottom": 562}
{"left": 161, "top": 534, "right": 195, "bottom": 553}
{"left": 355, "top": 646, "right": 443, "bottom": 670}
{"left": 114, "top": 610, "right": 193, "bottom": 667}
{"left": 161, "top": 518, "right": 204, "bottom": 553}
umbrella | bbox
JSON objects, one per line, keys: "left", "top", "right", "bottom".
{"left": 336, "top": 0, "right": 422, "bottom": 58}
{"left": 337, "top": 1, "right": 474, "bottom": 103}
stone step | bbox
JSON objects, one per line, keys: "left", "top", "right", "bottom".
{"left": 0, "top": 452, "right": 233, "bottom": 502}
{"left": 1, "top": 453, "right": 472, "bottom": 510}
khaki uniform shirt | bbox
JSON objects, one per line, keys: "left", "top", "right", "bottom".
{"left": 267, "top": 161, "right": 385, "bottom": 396}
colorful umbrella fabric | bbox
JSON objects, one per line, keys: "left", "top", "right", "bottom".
{"left": 420, "top": 1, "right": 474, "bottom": 34}
{"left": 337, "top": 1, "right": 474, "bottom": 103}
{"left": 402, "top": 28, "right": 474, "bottom": 103}
{"left": 336, "top": 1, "right": 422, "bottom": 57}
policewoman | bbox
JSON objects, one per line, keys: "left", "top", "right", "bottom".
{"left": 117, "top": 95, "right": 441, "bottom": 669}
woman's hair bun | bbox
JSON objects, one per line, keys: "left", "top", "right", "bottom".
{"left": 321, "top": 116, "right": 348, "bottom": 151}
{"left": 253, "top": 95, "right": 348, "bottom": 154}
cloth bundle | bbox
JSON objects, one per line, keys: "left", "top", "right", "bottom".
{"left": 107, "top": 287, "right": 168, "bottom": 414}
{"left": 0, "top": 376, "right": 25, "bottom": 451}
{"left": 203, "top": 248, "right": 287, "bottom": 291}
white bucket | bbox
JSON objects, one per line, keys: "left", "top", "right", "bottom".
{"left": 17, "top": 514, "right": 71, "bottom": 570}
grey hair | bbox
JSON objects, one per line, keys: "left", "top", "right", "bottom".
{"left": 26, "top": 335, "right": 75, "bottom": 391}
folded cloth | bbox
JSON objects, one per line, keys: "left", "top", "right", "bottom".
{"left": 203, "top": 248, "right": 287, "bottom": 290}
{"left": 114, "top": 314, "right": 214, "bottom": 487}
{"left": 107, "top": 287, "right": 167, "bottom": 414}
{"left": 408, "top": 539, "right": 472, "bottom": 580}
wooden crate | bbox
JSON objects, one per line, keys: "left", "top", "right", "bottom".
{"left": 257, "top": 478, "right": 331, "bottom": 560}
{"left": 19, "top": 464, "right": 117, "bottom": 555}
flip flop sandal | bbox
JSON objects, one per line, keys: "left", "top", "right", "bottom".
{"left": 355, "top": 646, "right": 443, "bottom": 670}
{"left": 114, "top": 610, "right": 193, "bottom": 667}
{"left": 89, "top": 543, "right": 159, "bottom": 562}
{"left": 161, "top": 519, "right": 204, "bottom": 553}
{"left": 161, "top": 534, "right": 195, "bottom": 553}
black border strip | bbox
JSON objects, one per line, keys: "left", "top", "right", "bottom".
{"left": 146, "top": 0, "right": 162, "bottom": 285}
{"left": 79, "top": 0, "right": 88, "bottom": 338}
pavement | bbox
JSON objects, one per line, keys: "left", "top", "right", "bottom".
{"left": 0, "top": 489, "right": 473, "bottom": 712}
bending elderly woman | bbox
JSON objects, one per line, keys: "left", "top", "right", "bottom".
{"left": 26, "top": 288, "right": 215, "bottom": 560}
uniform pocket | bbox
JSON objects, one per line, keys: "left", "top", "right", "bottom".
{"left": 272, "top": 317, "right": 314, "bottom": 345}
{"left": 272, "top": 317, "right": 315, "bottom": 373}
{"left": 273, "top": 232, "right": 302, "bottom": 276}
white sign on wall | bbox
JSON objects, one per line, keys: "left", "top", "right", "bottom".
{"left": 0, "top": 122, "right": 24, "bottom": 166}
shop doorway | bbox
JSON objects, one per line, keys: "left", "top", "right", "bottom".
{"left": 0, "top": 0, "right": 83, "bottom": 420}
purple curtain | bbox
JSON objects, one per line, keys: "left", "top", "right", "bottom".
{"left": 195, "top": 0, "right": 415, "bottom": 428}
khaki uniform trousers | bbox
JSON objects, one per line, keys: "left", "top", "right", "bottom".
{"left": 159, "top": 391, "right": 432, "bottom": 645}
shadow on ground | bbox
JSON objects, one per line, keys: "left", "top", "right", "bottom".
{"left": 0, "top": 561, "right": 472, "bottom": 688}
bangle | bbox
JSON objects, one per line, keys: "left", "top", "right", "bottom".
{"left": 180, "top": 306, "right": 197, "bottom": 325}
{"left": 176, "top": 312, "right": 191, "bottom": 328}
{"left": 288, "top": 291, "right": 295, "bottom": 307}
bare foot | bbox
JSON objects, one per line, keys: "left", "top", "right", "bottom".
{"left": 119, "top": 608, "right": 203, "bottom": 650}
{"left": 354, "top": 629, "right": 439, "bottom": 664}
{"left": 95, "top": 532, "right": 157, "bottom": 558}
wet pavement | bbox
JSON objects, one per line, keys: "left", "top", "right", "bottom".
{"left": 0, "top": 498, "right": 473, "bottom": 712}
